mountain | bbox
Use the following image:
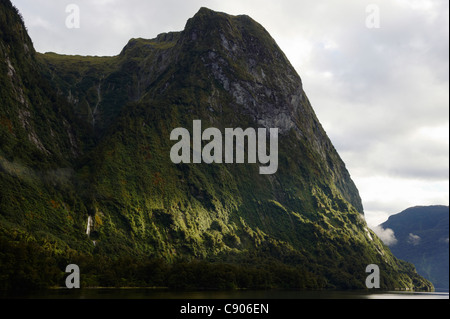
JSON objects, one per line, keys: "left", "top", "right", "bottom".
{"left": 380, "top": 206, "right": 449, "bottom": 289}
{"left": 0, "top": 1, "right": 432, "bottom": 291}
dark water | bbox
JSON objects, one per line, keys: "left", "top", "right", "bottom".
{"left": 5, "top": 288, "right": 449, "bottom": 299}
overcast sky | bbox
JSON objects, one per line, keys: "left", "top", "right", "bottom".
{"left": 11, "top": 0, "right": 449, "bottom": 227}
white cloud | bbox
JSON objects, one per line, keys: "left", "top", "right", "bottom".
{"left": 372, "top": 226, "right": 398, "bottom": 246}
{"left": 408, "top": 233, "right": 421, "bottom": 246}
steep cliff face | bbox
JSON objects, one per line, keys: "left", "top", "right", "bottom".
{"left": 0, "top": 1, "right": 87, "bottom": 164}
{"left": 178, "top": 8, "right": 364, "bottom": 214}
{"left": 0, "top": 2, "right": 432, "bottom": 290}
{"left": 1, "top": 0, "right": 90, "bottom": 251}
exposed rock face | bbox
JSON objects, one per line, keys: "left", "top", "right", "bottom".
{"left": 0, "top": 2, "right": 432, "bottom": 290}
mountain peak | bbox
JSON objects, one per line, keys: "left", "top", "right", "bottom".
{"left": 196, "top": 6, "right": 220, "bottom": 16}
{"left": 183, "top": 6, "right": 263, "bottom": 44}
{"left": 183, "top": 7, "right": 234, "bottom": 37}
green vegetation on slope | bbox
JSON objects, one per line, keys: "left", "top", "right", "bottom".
{"left": 0, "top": 1, "right": 432, "bottom": 292}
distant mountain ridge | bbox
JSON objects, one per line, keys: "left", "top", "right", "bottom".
{"left": 380, "top": 206, "right": 449, "bottom": 289}
{"left": 0, "top": 0, "right": 432, "bottom": 290}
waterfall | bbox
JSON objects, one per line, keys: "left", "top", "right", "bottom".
{"left": 86, "top": 215, "right": 93, "bottom": 236}
{"left": 90, "top": 82, "right": 102, "bottom": 128}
